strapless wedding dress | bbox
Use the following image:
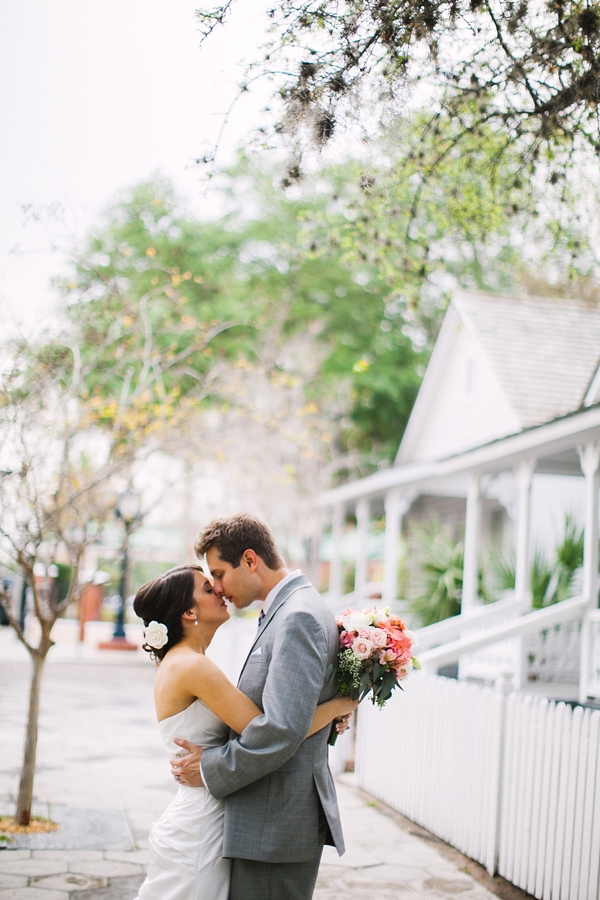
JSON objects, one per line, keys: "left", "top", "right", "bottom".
{"left": 135, "top": 699, "right": 231, "bottom": 900}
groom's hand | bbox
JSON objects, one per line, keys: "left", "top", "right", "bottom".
{"left": 170, "top": 738, "right": 204, "bottom": 787}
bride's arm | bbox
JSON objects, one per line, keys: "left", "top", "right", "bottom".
{"left": 306, "top": 696, "right": 358, "bottom": 736}
{"left": 185, "top": 656, "right": 356, "bottom": 736}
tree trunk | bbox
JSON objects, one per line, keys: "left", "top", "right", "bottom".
{"left": 14, "top": 643, "right": 49, "bottom": 826}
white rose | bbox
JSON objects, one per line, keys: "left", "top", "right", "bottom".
{"left": 352, "top": 636, "right": 375, "bottom": 660}
{"left": 404, "top": 629, "right": 418, "bottom": 648}
{"left": 372, "top": 608, "right": 388, "bottom": 627}
{"left": 144, "top": 621, "right": 169, "bottom": 649}
{"left": 342, "top": 611, "right": 371, "bottom": 633}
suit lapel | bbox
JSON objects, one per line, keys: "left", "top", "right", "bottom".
{"left": 237, "top": 574, "right": 309, "bottom": 683}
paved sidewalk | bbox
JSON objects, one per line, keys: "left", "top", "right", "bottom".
{"left": 318, "top": 780, "right": 497, "bottom": 900}
{"left": 0, "top": 782, "right": 497, "bottom": 900}
{"left": 0, "top": 849, "right": 148, "bottom": 899}
{"left": 1, "top": 625, "right": 498, "bottom": 899}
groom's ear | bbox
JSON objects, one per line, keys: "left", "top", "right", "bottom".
{"left": 242, "top": 549, "right": 258, "bottom": 572}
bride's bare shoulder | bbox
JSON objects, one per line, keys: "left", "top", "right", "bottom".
{"left": 158, "top": 648, "right": 222, "bottom": 681}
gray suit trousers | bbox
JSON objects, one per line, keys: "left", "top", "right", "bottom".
{"left": 229, "top": 804, "right": 330, "bottom": 900}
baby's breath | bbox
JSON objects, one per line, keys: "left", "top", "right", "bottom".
{"left": 337, "top": 649, "right": 363, "bottom": 694}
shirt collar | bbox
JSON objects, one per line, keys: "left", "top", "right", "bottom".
{"left": 262, "top": 569, "right": 302, "bottom": 615}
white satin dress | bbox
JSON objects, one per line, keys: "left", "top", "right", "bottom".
{"left": 135, "top": 699, "right": 231, "bottom": 900}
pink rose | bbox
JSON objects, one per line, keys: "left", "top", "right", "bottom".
{"left": 352, "top": 637, "right": 375, "bottom": 660}
{"left": 340, "top": 630, "right": 354, "bottom": 648}
{"left": 370, "top": 628, "right": 387, "bottom": 648}
{"left": 358, "top": 627, "right": 371, "bottom": 639}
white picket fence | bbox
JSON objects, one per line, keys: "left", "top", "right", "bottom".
{"left": 350, "top": 675, "right": 600, "bottom": 900}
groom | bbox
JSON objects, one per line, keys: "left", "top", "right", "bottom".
{"left": 170, "top": 513, "right": 344, "bottom": 900}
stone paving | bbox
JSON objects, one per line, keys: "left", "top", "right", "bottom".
{"left": 0, "top": 624, "right": 501, "bottom": 899}
{"left": 0, "top": 849, "right": 148, "bottom": 899}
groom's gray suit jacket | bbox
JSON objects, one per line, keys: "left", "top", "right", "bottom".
{"left": 200, "top": 574, "right": 344, "bottom": 864}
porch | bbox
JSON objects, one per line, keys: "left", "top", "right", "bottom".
{"left": 312, "top": 403, "right": 600, "bottom": 703}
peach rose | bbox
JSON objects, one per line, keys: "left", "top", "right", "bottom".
{"left": 370, "top": 628, "right": 387, "bottom": 648}
{"left": 352, "top": 637, "right": 375, "bottom": 660}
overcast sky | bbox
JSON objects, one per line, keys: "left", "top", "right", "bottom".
{"left": 0, "top": 0, "right": 271, "bottom": 333}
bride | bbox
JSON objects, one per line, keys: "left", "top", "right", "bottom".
{"left": 132, "top": 563, "right": 356, "bottom": 900}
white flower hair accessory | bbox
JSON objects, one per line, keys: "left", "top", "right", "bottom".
{"left": 144, "top": 621, "right": 168, "bottom": 649}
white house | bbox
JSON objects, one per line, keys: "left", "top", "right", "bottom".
{"left": 398, "top": 290, "right": 600, "bottom": 465}
{"left": 314, "top": 290, "right": 600, "bottom": 696}
{"left": 324, "top": 292, "right": 600, "bottom": 896}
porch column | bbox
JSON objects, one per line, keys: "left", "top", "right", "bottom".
{"left": 354, "top": 497, "right": 370, "bottom": 599}
{"left": 514, "top": 459, "right": 536, "bottom": 604}
{"left": 462, "top": 473, "right": 482, "bottom": 615}
{"left": 382, "top": 490, "right": 412, "bottom": 607}
{"left": 577, "top": 442, "right": 600, "bottom": 703}
{"left": 328, "top": 502, "right": 345, "bottom": 601}
{"left": 578, "top": 441, "right": 600, "bottom": 609}
{"left": 513, "top": 459, "right": 535, "bottom": 691}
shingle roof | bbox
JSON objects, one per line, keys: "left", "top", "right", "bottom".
{"left": 454, "top": 291, "right": 600, "bottom": 427}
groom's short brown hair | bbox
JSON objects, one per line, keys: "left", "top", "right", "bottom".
{"left": 195, "top": 513, "right": 285, "bottom": 570}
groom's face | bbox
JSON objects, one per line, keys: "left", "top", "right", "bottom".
{"left": 206, "top": 546, "right": 258, "bottom": 609}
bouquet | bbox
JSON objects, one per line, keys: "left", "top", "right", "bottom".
{"left": 327, "top": 606, "right": 420, "bottom": 745}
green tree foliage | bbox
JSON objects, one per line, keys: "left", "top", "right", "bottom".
{"left": 308, "top": 116, "right": 598, "bottom": 339}
{"left": 60, "top": 178, "right": 255, "bottom": 441}
{"left": 62, "top": 161, "right": 424, "bottom": 464}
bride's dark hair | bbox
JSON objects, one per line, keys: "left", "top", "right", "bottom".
{"left": 133, "top": 565, "right": 205, "bottom": 662}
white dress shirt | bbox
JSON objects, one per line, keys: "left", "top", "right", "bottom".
{"left": 261, "top": 569, "right": 302, "bottom": 617}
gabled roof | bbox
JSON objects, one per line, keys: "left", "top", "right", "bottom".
{"left": 397, "top": 290, "right": 600, "bottom": 464}
{"left": 455, "top": 291, "right": 600, "bottom": 426}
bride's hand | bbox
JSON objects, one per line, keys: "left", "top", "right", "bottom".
{"left": 170, "top": 738, "right": 205, "bottom": 787}
{"left": 334, "top": 712, "right": 354, "bottom": 735}
{"left": 332, "top": 695, "right": 359, "bottom": 734}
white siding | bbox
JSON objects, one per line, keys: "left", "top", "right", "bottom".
{"left": 400, "top": 320, "right": 520, "bottom": 463}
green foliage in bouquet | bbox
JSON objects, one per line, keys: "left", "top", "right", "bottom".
{"left": 335, "top": 650, "right": 401, "bottom": 708}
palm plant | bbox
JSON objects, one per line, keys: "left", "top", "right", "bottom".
{"left": 409, "top": 523, "right": 492, "bottom": 626}
{"left": 491, "top": 514, "right": 584, "bottom": 609}
{"left": 409, "top": 514, "right": 584, "bottom": 626}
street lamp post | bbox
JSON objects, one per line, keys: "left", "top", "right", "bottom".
{"left": 99, "top": 489, "right": 141, "bottom": 652}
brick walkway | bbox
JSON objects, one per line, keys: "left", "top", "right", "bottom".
{"left": 0, "top": 625, "right": 498, "bottom": 900}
